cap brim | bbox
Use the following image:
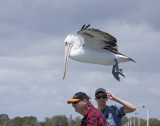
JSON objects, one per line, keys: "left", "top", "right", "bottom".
{"left": 67, "top": 99, "right": 80, "bottom": 104}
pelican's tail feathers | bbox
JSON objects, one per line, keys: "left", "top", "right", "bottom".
{"left": 129, "top": 58, "right": 136, "bottom": 63}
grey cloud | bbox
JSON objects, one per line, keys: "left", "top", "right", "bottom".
{"left": 0, "top": 0, "right": 160, "bottom": 121}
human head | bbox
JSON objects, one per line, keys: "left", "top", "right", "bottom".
{"left": 67, "top": 92, "right": 91, "bottom": 115}
{"left": 95, "top": 88, "right": 108, "bottom": 106}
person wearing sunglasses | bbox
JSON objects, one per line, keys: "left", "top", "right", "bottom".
{"left": 67, "top": 92, "right": 107, "bottom": 126}
{"left": 95, "top": 88, "right": 136, "bottom": 126}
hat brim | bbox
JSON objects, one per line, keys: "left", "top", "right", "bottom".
{"left": 67, "top": 99, "right": 80, "bottom": 104}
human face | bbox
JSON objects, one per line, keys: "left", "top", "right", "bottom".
{"left": 95, "top": 92, "right": 108, "bottom": 106}
{"left": 72, "top": 99, "right": 86, "bottom": 114}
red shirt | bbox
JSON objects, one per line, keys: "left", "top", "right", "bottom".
{"left": 81, "top": 105, "right": 107, "bottom": 126}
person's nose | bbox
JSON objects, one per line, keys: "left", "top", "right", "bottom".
{"left": 100, "top": 97, "right": 103, "bottom": 100}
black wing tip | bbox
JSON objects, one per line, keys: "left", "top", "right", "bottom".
{"left": 80, "top": 24, "right": 90, "bottom": 31}
{"left": 129, "top": 58, "right": 136, "bottom": 63}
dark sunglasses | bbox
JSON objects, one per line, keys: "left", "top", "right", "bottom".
{"left": 72, "top": 100, "right": 82, "bottom": 105}
{"left": 96, "top": 95, "right": 107, "bottom": 99}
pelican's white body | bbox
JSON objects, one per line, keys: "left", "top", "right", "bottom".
{"left": 66, "top": 34, "right": 130, "bottom": 66}
{"left": 70, "top": 46, "right": 129, "bottom": 65}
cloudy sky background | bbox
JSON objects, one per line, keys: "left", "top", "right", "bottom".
{"left": 0, "top": 0, "right": 160, "bottom": 121}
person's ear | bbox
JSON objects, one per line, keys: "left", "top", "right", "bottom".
{"left": 83, "top": 99, "right": 88, "bottom": 104}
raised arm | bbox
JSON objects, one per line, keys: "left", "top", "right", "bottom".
{"left": 106, "top": 91, "right": 136, "bottom": 114}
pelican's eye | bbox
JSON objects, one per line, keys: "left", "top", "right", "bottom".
{"left": 65, "top": 42, "right": 67, "bottom": 45}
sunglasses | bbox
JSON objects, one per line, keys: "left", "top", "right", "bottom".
{"left": 72, "top": 100, "right": 82, "bottom": 105}
{"left": 96, "top": 95, "right": 107, "bottom": 99}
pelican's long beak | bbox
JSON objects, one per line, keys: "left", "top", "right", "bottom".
{"left": 63, "top": 43, "right": 74, "bottom": 80}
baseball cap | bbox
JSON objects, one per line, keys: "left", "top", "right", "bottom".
{"left": 67, "top": 92, "right": 90, "bottom": 104}
{"left": 95, "top": 88, "right": 106, "bottom": 96}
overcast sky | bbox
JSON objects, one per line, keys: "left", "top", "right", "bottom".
{"left": 0, "top": 0, "right": 160, "bottom": 122}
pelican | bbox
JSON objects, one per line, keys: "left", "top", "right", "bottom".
{"left": 63, "top": 24, "right": 135, "bottom": 81}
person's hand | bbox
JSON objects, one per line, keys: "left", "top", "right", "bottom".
{"left": 106, "top": 91, "right": 116, "bottom": 100}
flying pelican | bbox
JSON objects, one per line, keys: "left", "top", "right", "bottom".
{"left": 63, "top": 24, "right": 135, "bottom": 81}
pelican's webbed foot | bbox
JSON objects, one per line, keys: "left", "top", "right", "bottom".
{"left": 112, "top": 59, "right": 125, "bottom": 81}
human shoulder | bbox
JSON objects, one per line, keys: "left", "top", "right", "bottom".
{"left": 111, "top": 104, "right": 123, "bottom": 110}
{"left": 110, "top": 105, "right": 125, "bottom": 117}
{"left": 88, "top": 105, "right": 101, "bottom": 115}
{"left": 103, "top": 105, "right": 123, "bottom": 112}
{"left": 103, "top": 105, "right": 116, "bottom": 110}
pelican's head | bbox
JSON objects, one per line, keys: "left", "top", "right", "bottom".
{"left": 64, "top": 34, "right": 81, "bottom": 49}
{"left": 63, "top": 34, "right": 80, "bottom": 80}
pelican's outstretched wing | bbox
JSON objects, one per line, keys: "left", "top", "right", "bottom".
{"left": 77, "top": 24, "right": 118, "bottom": 54}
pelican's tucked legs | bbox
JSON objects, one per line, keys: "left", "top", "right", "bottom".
{"left": 112, "top": 59, "right": 125, "bottom": 81}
